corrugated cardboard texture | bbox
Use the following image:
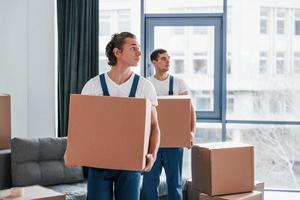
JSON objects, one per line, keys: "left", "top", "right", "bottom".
{"left": 0, "top": 94, "right": 11, "bottom": 149}
{"left": 157, "top": 96, "right": 191, "bottom": 148}
{"left": 65, "top": 94, "right": 152, "bottom": 171}
{"left": 199, "top": 191, "right": 262, "bottom": 200}
{"left": 192, "top": 142, "right": 254, "bottom": 196}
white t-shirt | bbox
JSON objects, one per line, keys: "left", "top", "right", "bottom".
{"left": 148, "top": 74, "right": 189, "bottom": 96}
{"left": 81, "top": 72, "right": 158, "bottom": 106}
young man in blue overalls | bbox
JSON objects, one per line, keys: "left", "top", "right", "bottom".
{"left": 141, "top": 48, "right": 196, "bottom": 200}
{"left": 67, "top": 32, "right": 160, "bottom": 200}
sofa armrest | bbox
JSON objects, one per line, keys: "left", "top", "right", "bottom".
{"left": 0, "top": 149, "right": 12, "bottom": 189}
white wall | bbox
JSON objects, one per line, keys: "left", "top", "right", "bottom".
{"left": 0, "top": 0, "right": 56, "bottom": 138}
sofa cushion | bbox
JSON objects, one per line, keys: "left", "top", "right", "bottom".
{"left": 0, "top": 149, "right": 12, "bottom": 189}
{"left": 11, "top": 137, "right": 84, "bottom": 187}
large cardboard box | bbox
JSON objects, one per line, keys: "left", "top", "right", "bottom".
{"left": 0, "top": 94, "right": 11, "bottom": 149}
{"left": 199, "top": 191, "right": 262, "bottom": 200}
{"left": 157, "top": 96, "right": 192, "bottom": 148}
{"left": 65, "top": 94, "right": 152, "bottom": 171}
{"left": 192, "top": 142, "right": 254, "bottom": 196}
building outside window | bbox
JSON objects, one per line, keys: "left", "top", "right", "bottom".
{"left": 276, "top": 9, "right": 287, "bottom": 34}
{"left": 227, "top": 91, "right": 234, "bottom": 113}
{"left": 259, "top": 51, "right": 268, "bottom": 74}
{"left": 193, "top": 52, "right": 207, "bottom": 74}
{"left": 276, "top": 51, "right": 286, "bottom": 74}
{"left": 295, "top": 9, "right": 300, "bottom": 35}
{"left": 260, "top": 7, "right": 270, "bottom": 34}
{"left": 99, "top": 11, "right": 111, "bottom": 36}
{"left": 171, "top": 53, "right": 185, "bottom": 74}
{"left": 196, "top": 91, "right": 212, "bottom": 111}
{"left": 294, "top": 52, "right": 300, "bottom": 73}
{"left": 227, "top": 51, "right": 232, "bottom": 74}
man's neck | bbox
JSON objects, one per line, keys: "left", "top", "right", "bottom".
{"left": 108, "top": 65, "right": 132, "bottom": 85}
{"left": 154, "top": 72, "right": 169, "bottom": 81}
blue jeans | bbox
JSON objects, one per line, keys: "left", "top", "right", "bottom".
{"left": 141, "top": 148, "right": 183, "bottom": 200}
{"left": 87, "top": 168, "right": 141, "bottom": 200}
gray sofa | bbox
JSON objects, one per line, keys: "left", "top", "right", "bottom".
{"left": 0, "top": 137, "right": 188, "bottom": 200}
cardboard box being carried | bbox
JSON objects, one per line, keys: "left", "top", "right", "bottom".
{"left": 157, "top": 96, "right": 192, "bottom": 148}
{"left": 199, "top": 191, "right": 262, "bottom": 200}
{"left": 65, "top": 94, "right": 152, "bottom": 171}
{"left": 192, "top": 142, "right": 254, "bottom": 196}
{"left": 0, "top": 94, "right": 11, "bottom": 149}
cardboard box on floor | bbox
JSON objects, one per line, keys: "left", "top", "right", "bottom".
{"left": 254, "top": 181, "right": 264, "bottom": 200}
{"left": 157, "top": 96, "right": 192, "bottom": 148}
{"left": 192, "top": 142, "right": 254, "bottom": 196}
{"left": 187, "top": 180, "right": 264, "bottom": 200}
{"left": 65, "top": 94, "right": 152, "bottom": 171}
{"left": 199, "top": 191, "right": 262, "bottom": 200}
{"left": 0, "top": 94, "right": 11, "bottom": 149}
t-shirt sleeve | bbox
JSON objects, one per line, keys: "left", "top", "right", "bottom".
{"left": 178, "top": 78, "right": 190, "bottom": 95}
{"left": 144, "top": 80, "right": 158, "bottom": 106}
{"left": 81, "top": 77, "right": 102, "bottom": 95}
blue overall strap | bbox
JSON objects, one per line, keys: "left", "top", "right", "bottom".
{"left": 129, "top": 74, "right": 140, "bottom": 97}
{"left": 168, "top": 75, "right": 174, "bottom": 95}
{"left": 99, "top": 73, "right": 110, "bottom": 96}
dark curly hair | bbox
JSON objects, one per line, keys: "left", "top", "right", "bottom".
{"left": 150, "top": 48, "right": 167, "bottom": 62}
{"left": 105, "top": 32, "right": 136, "bottom": 66}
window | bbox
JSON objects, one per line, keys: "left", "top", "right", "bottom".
{"left": 295, "top": 9, "right": 300, "bottom": 35}
{"left": 260, "top": 7, "right": 269, "bottom": 34}
{"left": 227, "top": 7, "right": 232, "bottom": 34}
{"left": 99, "top": 53, "right": 110, "bottom": 73}
{"left": 99, "top": 11, "right": 111, "bottom": 36}
{"left": 276, "top": 9, "right": 286, "bottom": 34}
{"left": 259, "top": 51, "right": 268, "bottom": 74}
{"left": 227, "top": 52, "right": 232, "bottom": 74}
{"left": 196, "top": 91, "right": 212, "bottom": 111}
{"left": 118, "top": 10, "right": 131, "bottom": 32}
{"left": 276, "top": 51, "right": 286, "bottom": 74}
{"left": 294, "top": 52, "right": 300, "bottom": 73}
{"left": 193, "top": 26, "right": 208, "bottom": 35}
{"left": 253, "top": 92, "right": 264, "bottom": 114}
{"left": 193, "top": 52, "right": 207, "bottom": 74}
{"left": 170, "top": 26, "right": 185, "bottom": 35}
{"left": 227, "top": 91, "right": 234, "bottom": 113}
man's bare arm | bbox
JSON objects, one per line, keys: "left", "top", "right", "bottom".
{"left": 143, "top": 106, "right": 160, "bottom": 172}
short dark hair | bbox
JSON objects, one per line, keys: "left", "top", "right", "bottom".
{"left": 105, "top": 32, "right": 136, "bottom": 66}
{"left": 150, "top": 48, "right": 167, "bottom": 62}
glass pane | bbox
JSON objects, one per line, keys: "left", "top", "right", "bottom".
{"left": 227, "top": 124, "right": 300, "bottom": 190}
{"left": 99, "top": 0, "right": 141, "bottom": 74}
{"left": 227, "top": 0, "right": 300, "bottom": 121}
{"left": 181, "top": 123, "right": 222, "bottom": 179}
{"left": 145, "top": 0, "right": 223, "bottom": 14}
{"left": 154, "top": 26, "right": 215, "bottom": 112}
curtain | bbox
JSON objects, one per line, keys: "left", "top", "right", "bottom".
{"left": 57, "top": 0, "right": 99, "bottom": 137}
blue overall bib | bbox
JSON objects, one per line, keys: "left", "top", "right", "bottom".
{"left": 141, "top": 75, "right": 184, "bottom": 200}
{"left": 87, "top": 73, "right": 141, "bottom": 200}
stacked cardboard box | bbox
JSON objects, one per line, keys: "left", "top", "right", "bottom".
{"left": 65, "top": 94, "right": 152, "bottom": 171}
{"left": 0, "top": 94, "right": 11, "bottom": 149}
{"left": 157, "top": 96, "right": 192, "bottom": 148}
{"left": 191, "top": 142, "right": 263, "bottom": 200}
{"left": 187, "top": 180, "right": 264, "bottom": 200}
